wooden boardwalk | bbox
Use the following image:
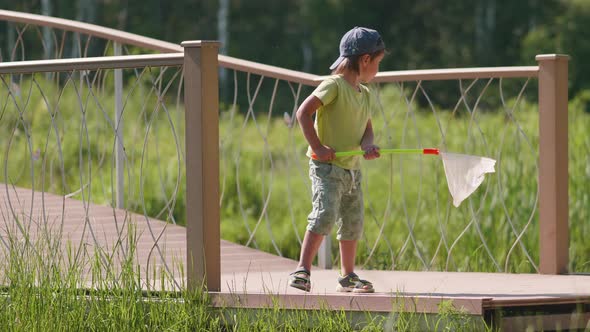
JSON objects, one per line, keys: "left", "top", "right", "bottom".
{"left": 1, "top": 184, "right": 589, "bottom": 330}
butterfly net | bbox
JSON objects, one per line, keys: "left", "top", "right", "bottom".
{"left": 440, "top": 153, "right": 496, "bottom": 207}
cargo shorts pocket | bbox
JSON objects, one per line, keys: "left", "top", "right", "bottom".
{"left": 309, "top": 160, "right": 333, "bottom": 180}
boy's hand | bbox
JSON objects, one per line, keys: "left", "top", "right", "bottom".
{"left": 362, "top": 144, "right": 380, "bottom": 160}
{"left": 312, "top": 145, "right": 336, "bottom": 162}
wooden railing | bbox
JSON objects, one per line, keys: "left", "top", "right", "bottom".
{"left": 0, "top": 42, "right": 221, "bottom": 291}
{"left": 0, "top": 10, "right": 570, "bottom": 293}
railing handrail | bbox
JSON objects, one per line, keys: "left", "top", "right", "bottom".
{"left": 372, "top": 66, "right": 539, "bottom": 82}
{"left": 219, "top": 55, "right": 319, "bottom": 86}
{"left": 1, "top": 9, "right": 540, "bottom": 86}
{"left": 0, "top": 9, "right": 181, "bottom": 53}
{"left": 0, "top": 53, "right": 183, "bottom": 74}
{"left": 0, "top": 9, "right": 319, "bottom": 85}
{"left": 0, "top": 53, "right": 541, "bottom": 87}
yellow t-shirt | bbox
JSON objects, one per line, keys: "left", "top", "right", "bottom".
{"left": 306, "top": 75, "right": 377, "bottom": 170}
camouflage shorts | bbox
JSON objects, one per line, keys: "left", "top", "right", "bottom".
{"left": 306, "top": 159, "right": 364, "bottom": 241}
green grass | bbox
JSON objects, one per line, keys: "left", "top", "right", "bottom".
{"left": 0, "top": 218, "right": 215, "bottom": 330}
{"left": 1, "top": 75, "right": 589, "bottom": 274}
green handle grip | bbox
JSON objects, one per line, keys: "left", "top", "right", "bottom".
{"left": 312, "top": 148, "right": 439, "bottom": 159}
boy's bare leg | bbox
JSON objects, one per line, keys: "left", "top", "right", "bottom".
{"left": 297, "top": 230, "right": 324, "bottom": 271}
{"left": 339, "top": 239, "right": 357, "bottom": 275}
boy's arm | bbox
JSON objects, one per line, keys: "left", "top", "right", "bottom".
{"left": 360, "top": 119, "right": 380, "bottom": 160}
{"left": 296, "top": 95, "right": 335, "bottom": 162}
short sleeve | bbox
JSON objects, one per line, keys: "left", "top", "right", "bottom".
{"left": 312, "top": 77, "right": 338, "bottom": 106}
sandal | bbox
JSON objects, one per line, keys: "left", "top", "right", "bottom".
{"left": 289, "top": 268, "right": 311, "bottom": 292}
{"left": 336, "top": 272, "right": 374, "bottom": 293}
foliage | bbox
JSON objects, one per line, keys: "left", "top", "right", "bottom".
{"left": 3, "top": 0, "right": 590, "bottom": 100}
{"left": 521, "top": 0, "right": 590, "bottom": 99}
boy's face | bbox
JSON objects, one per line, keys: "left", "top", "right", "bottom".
{"left": 359, "top": 53, "right": 384, "bottom": 83}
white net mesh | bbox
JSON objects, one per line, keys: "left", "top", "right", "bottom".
{"left": 440, "top": 152, "right": 496, "bottom": 207}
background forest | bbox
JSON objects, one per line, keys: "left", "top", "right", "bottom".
{"left": 2, "top": 0, "right": 590, "bottom": 102}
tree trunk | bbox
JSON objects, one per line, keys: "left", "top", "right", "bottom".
{"left": 475, "top": 0, "right": 496, "bottom": 65}
{"left": 300, "top": 0, "right": 312, "bottom": 73}
{"left": 217, "top": 0, "right": 229, "bottom": 98}
{"left": 71, "top": 0, "right": 97, "bottom": 58}
{"left": 41, "top": 0, "right": 53, "bottom": 59}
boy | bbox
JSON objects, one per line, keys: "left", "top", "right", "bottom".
{"left": 290, "top": 27, "right": 385, "bottom": 293}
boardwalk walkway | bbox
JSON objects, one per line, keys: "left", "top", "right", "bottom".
{"left": 1, "top": 184, "right": 589, "bottom": 330}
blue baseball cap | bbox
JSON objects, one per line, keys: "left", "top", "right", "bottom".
{"left": 329, "top": 27, "right": 385, "bottom": 70}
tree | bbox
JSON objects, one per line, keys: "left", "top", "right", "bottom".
{"left": 521, "top": 0, "right": 589, "bottom": 96}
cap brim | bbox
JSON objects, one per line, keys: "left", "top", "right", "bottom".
{"left": 329, "top": 56, "right": 345, "bottom": 70}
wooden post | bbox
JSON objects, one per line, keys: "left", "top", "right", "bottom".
{"left": 182, "top": 40, "right": 221, "bottom": 291}
{"left": 536, "top": 54, "right": 569, "bottom": 274}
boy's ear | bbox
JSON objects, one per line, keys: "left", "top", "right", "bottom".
{"left": 361, "top": 54, "right": 371, "bottom": 65}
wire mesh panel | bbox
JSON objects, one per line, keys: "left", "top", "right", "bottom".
{"left": 217, "top": 70, "right": 573, "bottom": 273}
{"left": 218, "top": 71, "right": 313, "bottom": 261}
{"left": 364, "top": 78, "right": 539, "bottom": 272}
{"left": 0, "top": 64, "right": 186, "bottom": 291}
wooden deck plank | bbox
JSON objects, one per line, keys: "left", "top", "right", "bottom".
{"left": 210, "top": 292, "right": 489, "bottom": 315}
